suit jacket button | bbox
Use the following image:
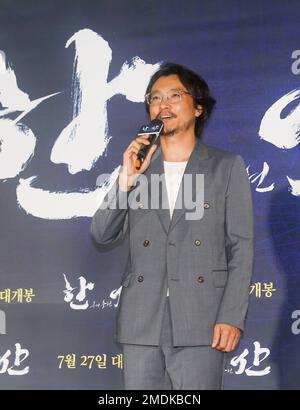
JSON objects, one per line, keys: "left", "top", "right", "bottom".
{"left": 143, "top": 240, "right": 150, "bottom": 247}
{"left": 138, "top": 202, "right": 144, "bottom": 209}
{"left": 137, "top": 275, "right": 144, "bottom": 283}
{"left": 197, "top": 276, "right": 204, "bottom": 283}
{"left": 194, "top": 239, "right": 201, "bottom": 246}
{"left": 204, "top": 203, "right": 210, "bottom": 209}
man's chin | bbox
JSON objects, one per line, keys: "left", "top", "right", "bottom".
{"left": 162, "top": 128, "right": 176, "bottom": 137}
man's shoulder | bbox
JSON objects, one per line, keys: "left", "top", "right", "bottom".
{"left": 204, "top": 143, "right": 240, "bottom": 162}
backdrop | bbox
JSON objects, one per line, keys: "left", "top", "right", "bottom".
{"left": 0, "top": 0, "right": 299, "bottom": 389}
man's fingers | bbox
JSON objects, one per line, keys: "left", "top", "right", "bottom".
{"left": 217, "top": 328, "right": 230, "bottom": 351}
{"left": 212, "top": 324, "right": 241, "bottom": 352}
{"left": 230, "top": 332, "right": 241, "bottom": 352}
{"left": 212, "top": 325, "right": 221, "bottom": 348}
{"left": 120, "top": 135, "right": 154, "bottom": 190}
{"left": 224, "top": 332, "right": 236, "bottom": 352}
{"left": 131, "top": 135, "right": 151, "bottom": 149}
{"left": 135, "top": 134, "right": 151, "bottom": 143}
{"left": 126, "top": 146, "right": 139, "bottom": 156}
{"left": 130, "top": 141, "right": 148, "bottom": 151}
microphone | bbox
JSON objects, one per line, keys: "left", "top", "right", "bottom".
{"left": 135, "top": 119, "right": 164, "bottom": 170}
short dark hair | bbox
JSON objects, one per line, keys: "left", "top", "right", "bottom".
{"left": 145, "top": 63, "right": 216, "bottom": 138}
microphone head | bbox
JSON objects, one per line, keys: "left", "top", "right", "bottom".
{"left": 149, "top": 119, "right": 164, "bottom": 135}
{"left": 150, "top": 118, "right": 164, "bottom": 127}
{"left": 138, "top": 119, "right": 164, "bottom": 136}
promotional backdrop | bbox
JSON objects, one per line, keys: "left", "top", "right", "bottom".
{"left": 0, "top": 0, "right": 299, "bottom": 389}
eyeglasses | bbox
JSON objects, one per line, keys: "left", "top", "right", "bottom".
{"left": 145, "top": 89, "right": 192, "bottom": 106}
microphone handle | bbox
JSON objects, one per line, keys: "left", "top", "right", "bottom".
{"left": 135, "top": 133, "right": 159, "bottom": 170}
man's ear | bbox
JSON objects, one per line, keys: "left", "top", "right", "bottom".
{"left": 195, "top": 105, "right": 203, "bottom": 118}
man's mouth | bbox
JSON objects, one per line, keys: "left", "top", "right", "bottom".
{"left": 159, "top": 113, "right": 175, "bottom": 120}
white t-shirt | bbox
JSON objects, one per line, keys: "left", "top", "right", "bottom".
{"left": 163, "top": 160, "right": 188, "bottom": 297}
{"left": 164, "top": 160, "right": 188, "bottom": 218}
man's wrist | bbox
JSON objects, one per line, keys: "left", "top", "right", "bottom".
{"left": 118, "top": 174, "right": 132, "bottom": 192}
{"left": 118, "top": 173, "right": 139, "bottom": 192}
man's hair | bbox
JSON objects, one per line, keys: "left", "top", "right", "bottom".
{"left": 145, "top": 63, "right": 216, "bottom": 138}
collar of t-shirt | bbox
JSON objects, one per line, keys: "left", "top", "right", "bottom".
{"left": 164, "top": 160, "right": 188, "bottom": 298}
{"left": 163, "top": 160, "right": 188, "bottom": 218}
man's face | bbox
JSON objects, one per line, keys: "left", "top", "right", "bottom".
{"left": 149, "top": 74, "right": 202, "bottom": 137}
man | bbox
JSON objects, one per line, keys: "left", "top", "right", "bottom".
{"left": 91, "top": 63, "right": 253, "bottom": 390}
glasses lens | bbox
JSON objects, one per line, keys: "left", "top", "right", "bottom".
{"left": 149, "top": 93, "right": 161, "bottom": 105}
{"left": 169, "top": 91, "right": 181, "bottom": 104}
{"left": 146, "top": 90, "right": 187, "bottom": 105}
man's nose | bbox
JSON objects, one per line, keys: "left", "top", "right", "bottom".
{"left": 159, "top": 95, "right": 172, "bottom": 109}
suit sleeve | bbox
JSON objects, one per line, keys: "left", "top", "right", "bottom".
{"left": 216, "top": 155, "right": 254, "bottom": 331}
{"left": 91, "top": 176, "right": 131, "bottom": 245}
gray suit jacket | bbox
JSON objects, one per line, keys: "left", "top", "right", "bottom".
{"left": 91, "top": 139, "right": 253, "bottom": 346}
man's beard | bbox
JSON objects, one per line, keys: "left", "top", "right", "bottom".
{"left": 161, "top": 118, "right": 194, "bottom": 137}
{"left": 161, "top": 128, "right": 176, "bottom": 137}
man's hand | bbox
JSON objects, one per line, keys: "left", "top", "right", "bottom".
{"left": 119, "top": 135, "right": 157, "bottom": 192}
{"left": 211, "top": 323, "right": 241, "bottom": 352}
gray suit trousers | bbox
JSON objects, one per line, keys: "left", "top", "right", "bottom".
{"left": 122, "top": 298, "right": 226, "bottom": 390}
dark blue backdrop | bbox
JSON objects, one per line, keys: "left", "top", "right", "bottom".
{"left": 0, "top": 0, "right": 299, "bottom": 389}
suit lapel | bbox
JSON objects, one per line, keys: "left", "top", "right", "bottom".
{"left": 145, "top": 147, "right": 171, "bottom": 234}
{"left": 146, "top": 139, "right": 211, "bottom": 235}
{"left": 168, "top": 139, "right": 210, "bottom": 232}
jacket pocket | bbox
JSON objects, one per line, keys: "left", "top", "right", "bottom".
{"left": 212, "top": 269, "right": 228, "bottom": 288}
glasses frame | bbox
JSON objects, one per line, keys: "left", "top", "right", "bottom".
{"left": 145, "top": 89, "right": 192, "bottom": 106}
